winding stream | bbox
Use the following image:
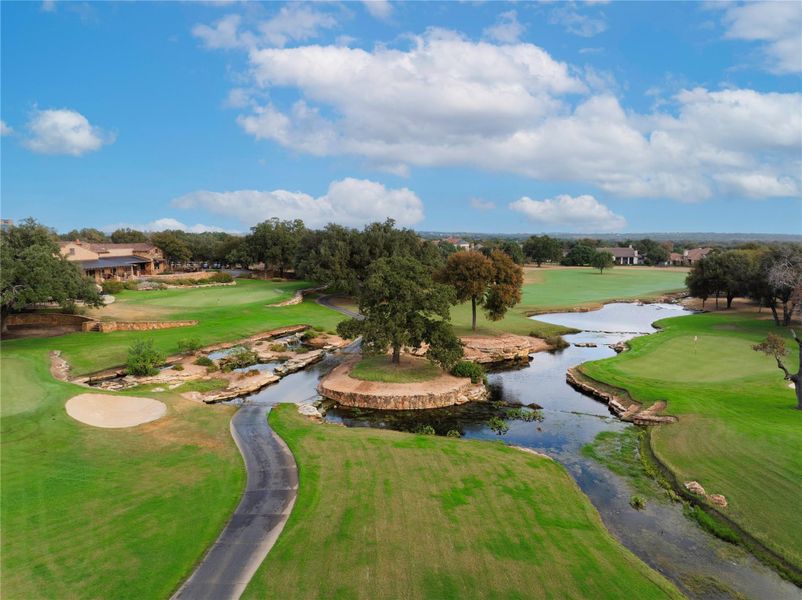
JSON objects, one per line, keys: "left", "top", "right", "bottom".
{"left": 321, "top": 303, "right": 799, "bottom": 600}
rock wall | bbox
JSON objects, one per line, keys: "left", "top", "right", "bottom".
{"left": 318, "top": 362, "right": 488, "bottom": 410}
{"left": 96, "top": 320, "right": 198, "bottom": 333}
{"left": 460, "top": 334, "right": 549, "bottom": 366}
{"left": 5, "top": 312, "right": 96, "bottom": 330}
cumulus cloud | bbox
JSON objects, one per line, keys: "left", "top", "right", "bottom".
{"left": 171, "top": 178, "right": 424, "bottom": 228}
{"left": 23, "top": 108, "right": 114, "bottom": 156}
{"left": 509, "top": 194, "right": 626, "bottom": 233}
{"left": 193, "top": 4, "right": 337, "bottom": 50}
{"left": 0, "top": 120, "right": 13, "bottom": 136}
{"left": 362, "top": 0, "right": 393, "bottom": 21}
{"left": 102, "top": 218, "right": 231, "bottom": 234}
{"left": 193, "top": 21, "right": 801, "bottom": 202}
{"left": 483, "top": 10, "right": 524, "bottom": 44}
{"left": 549, "top": 3, "right": 607, "bottom": 37}
{"left": 721, "top": 1, "right": 802, "bottom": 74}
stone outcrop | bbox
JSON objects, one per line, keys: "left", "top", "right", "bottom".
{"left": 685, "top": 481, "right": 706, "bottom": 495}
{"left": 93, "top": 320, "right": 198, "bottom": 333}
{"left": 274, "top": 350, "right": 326, "bottom": 376}
{"left": 193, "top": 370, "right": 280, "bottom": 404}
{"left": 565, "top": 367, "right": 677, "bottom": 425}
{"left": 318, "top": 361, "right": 487, "bottom": 410}
{"left": 709, "top": 494, "right": 728, "bottom": 508}
{"left": 460, "top": 334, "right": 549, "bottom": 366}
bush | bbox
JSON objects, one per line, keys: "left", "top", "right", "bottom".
{"left": 177, "top": 338, "right": 202, "bottom": 353}
{"left": 101, "top": 280, "right": 125, "bottom": 295}
{"left": 446, "top": 429, "right": 462, "bottom": 438}
{"left": 220, "top": 348, "right": 259, "bottom": 371}
{"left": 193, "top": 356, "right": 214, "bottom": 367}
{"left": 60, "top": 300, "right": 80, "bottom": 314}
{"left": 172, "top": 364, "right": 184, "bottom": 371}
{"left": 486, "top": 416, "right": 509, "bottom": 435}
{"left": 630, "top": 495, "right": 646, "bottom": 510}
{"left": 208, "top": 271, "right": 234, "bottom": 283}
{"left": 124, "top": 280, "right": 140, "bottom": 290}
{"left": 451, "top": 360, "right": 485, "bottom": 384}
{"left": 269, "top": 343, "right": 286, "bottom": 352}
{"left": 505, "top": 407, "right": 544, "bottom": 422}
{"left": 543, "top": 335, "right": 569, "bottom": 352}
{"left": 301, "top": 330, "right": 320, "bottom": 341}
{"left": 126, "top": 339, "right": 165, "bottom": 376}
{"left": 413, "top": 424, "right": 436, "bottom": 435}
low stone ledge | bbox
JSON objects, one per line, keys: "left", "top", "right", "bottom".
{"left": 318, "top": 360, "right": 487, "bottom": 410}
{"left": 460, "top": 334, "right": 549, "bottom": 366}
{"left": 96, "top": 320, "right": 198, "bottom": 333}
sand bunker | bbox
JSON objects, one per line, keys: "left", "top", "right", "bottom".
{"left": 66, "top": 393, "right": 166, "bottom": 428}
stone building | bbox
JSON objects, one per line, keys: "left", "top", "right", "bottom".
{"left": 59, "top": 240, "right": 166, "bottom": 282}
{"left": 597, "top": 245, "right": 640, "bottom": 265}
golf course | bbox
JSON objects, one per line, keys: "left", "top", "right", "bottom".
{"left": 580, "top": 311, "right": 802, "bottom": 578}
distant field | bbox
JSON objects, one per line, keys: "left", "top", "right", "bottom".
{"left": 451, "top": 266, "right": 688, "bottom": 337}
{"left": 4, "top": 279, "right": 345, "bottom": 375}
{"left": 581, "top": 312, "right": 802, "bottom": 573}
{"left": 0, "top": 348, "right": 243, "bottom": 599}
{"left": 243, "top": 405, "right": 682, "bottom": 600}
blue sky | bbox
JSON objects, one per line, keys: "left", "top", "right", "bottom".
{"left": 1, "top": 0, "right": 801, "bottom": 235}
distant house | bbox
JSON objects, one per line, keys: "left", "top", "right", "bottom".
{"left": 0, "top": 218, "right": 12, "bottom": 232}
{"left": 670, "top": 247, "right": 712, "bottom": 266}
{"left": 442, "top": 236, "right": 471, "bottom": 251}
{"left": 597, "top": 245, "right": 640, "bottom": 265}
{"left": 59, "top": 240, "right": 166, "bottom": 282}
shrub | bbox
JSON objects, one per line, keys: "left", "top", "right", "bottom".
{"left": 446, "top": 429, "right": 462, "bottom": 438}
{"left": 126, "top": 339, "right": 165, "bottom": 376}
{"left": 630, "top": 495, "right": 646, "bottom": 510}
{"left": 312, "top": 325, "right": 326, "bottom": 332}
{"left": 60, "top": 300, "right": 80, "bottom": 314}
{"left": 220, "top": 348, "right": 259, "bottom": 371}
{"left": 244, "top": 369, "right": 260, "bottom": 377}
{"left": 486, "top": 416, "right": 510, "bottom": 435}
{"left": 101, "top": 280, "right": 125, "bottom": 295}
{"left": 269, "top": 343, "right": 286, "bottom": 352}
{"left": 193, "top": 356, "right": 214, "bottom": 367}
{"left": 505, "top": 407, "right": 544, "bottom": 422}
{"left": 684, "top": 505, "right": 740, "bottom": 543}
{"left": 413, "top": 424, "right": 436, "bottom": 435}
{"left": 301, "top": 330, "right": 320, "bottom": 341}
{"left": 542, "top": 335, "right": 569, "bottom": 352}
{"left": 208, "top": 271, "right": 234, "bottom": 283}
{"left": 124, "top": 280, "right": 140, "bottom": 290}
{"left": 172, "top": 364, "right": 184, "bottom": 371}
{"left": 451, "top": 360, "right": 485, "bottom": 384}
{"left": 177, "top": 338, "right": 202, "bottom": 353}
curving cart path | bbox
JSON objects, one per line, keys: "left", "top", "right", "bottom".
{"left": 171, "top": 403, "right": 297, "bottom": 600}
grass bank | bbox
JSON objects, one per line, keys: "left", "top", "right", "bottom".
{"left": 350, "top": 355, "right": 441, "bottom": 383}
{"left": 451, "top": 266, "right": 687, "bottom": 337}
{"left": 580, "top": 311, "right": 802, "bottom": 575}
{"left": 0, "top": 348, "right": 244, "bottom": 599}
{"left": 243, "top": 405, "right": 682, "bottom": 600}
{"left": 3, "top": 279, "right": 344, "bottom": 375}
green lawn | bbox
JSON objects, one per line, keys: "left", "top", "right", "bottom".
{"left": 351, "top": 355, "right": 441, "bottom": 383}
{"left": 242, "top": 405, "right": 682, "bottom": 600}
{"left": 4, "top": 278, "right": 344, "bottom": 375}
{"left": 450, "top": 266, "right": 687, "bottom": 337}
{"left": 0, "top": 347, "right": 244, "bottom": 599}
{"left": 580, "top": 312, "right": 802, "bottom": 572}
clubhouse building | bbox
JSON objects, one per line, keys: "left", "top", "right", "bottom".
{"left": 59, "top": 240, "right": 166, "bottom": 282}
{"left": 598, "top": 246, "right": 640, "bottom": 265}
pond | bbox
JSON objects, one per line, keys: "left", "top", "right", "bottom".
{"left": 321, "top": 303, "right": 798, "bottom": 600}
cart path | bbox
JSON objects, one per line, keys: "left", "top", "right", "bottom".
{"left": 171, "top": 404, "right": 297, "bottom": 600}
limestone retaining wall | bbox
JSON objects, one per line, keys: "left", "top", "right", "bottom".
{"left": 96, "top": 320, "right": 198, "bottom": 333}
{"left": 5, "top": 312, "right": 96, "bottom": 331}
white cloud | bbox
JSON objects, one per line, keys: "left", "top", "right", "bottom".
{"left": 193, "top": 5, "right": 337, "bottom": 50}
{"left": 549, "top": 4, "right": 607, "bottom": 37}
{"left": 483, "top": 10, "right": 524, "bottom": 44}
{"left": 362, "top": 0, "right": 393, "bottom": 21}
{"left": 714, "top": 172, "right": 799, "bottom": 199}
{"left": 23, "top": 108, "right": 113, "bottom": 156}
{"left": 102, "top": 218, "right": 231, "bottom": 234}
{"left": 0, "top": 120, "right": 13, "bottom": 136}
{"left": 721, "top": 1, "right": 802, "bottom": 74}
{"left": 470, "top": 198, "right": 496, "bottom": 211}
{"left": 510, "top": 194, "right": 626, "bottom": 232}
{"left": 171, "top": 178, "right": 424, "bottom": 228}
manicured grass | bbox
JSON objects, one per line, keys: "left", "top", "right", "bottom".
{"left": 173, "top": 377, "right": 230, "bottom": 394}
{"left": 580, "top": 312, "right": 802, "bottom": 570}
{"left": 3, "top": 279, "right": 344, "bottom": 375}
{"left": 450, "top": 266, "right": 687, "bottom": 337}
{"left": 0, "top": 348, "right": 244, "bottom": 599}
{"left": 242, "top": 405, "right": 682, "bottom": 599}
{"left": 351, "top": 355, "right": 441, "bottom": 383}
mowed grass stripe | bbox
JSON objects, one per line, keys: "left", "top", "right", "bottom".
{"left": 242, "top": 406, "right": 682, "bottom": 600}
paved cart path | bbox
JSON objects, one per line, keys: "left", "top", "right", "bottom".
{"left": 171, "top": 403, "right": 297, "bottom": 600}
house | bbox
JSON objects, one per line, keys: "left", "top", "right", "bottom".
{"left": 59, "top": 240, "right": 166, "bottom": 282}
{"left": 442, "top": 236, "right": 472, "bottom": 250}
{"left": 670, "top": 247, "right": 712, "bottom": 266}
{"left": 598, "top": 246, "right": 640, "bottom": 265}
{"left": 1, "top": 218, "right": 12, "bottom": 232}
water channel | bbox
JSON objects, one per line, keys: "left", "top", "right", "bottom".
{"left": 233, "top": 303, "right": 798, "bottom": 599}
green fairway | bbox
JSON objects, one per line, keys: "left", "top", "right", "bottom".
{"left": 0, "top": 347, "right": 244, "bottom": 599}
{"left": 451, "top": 266, "right": 688, "bottom": 337}
{"left": 580, "top": 312, "right": 802, "bottom": 572}
{"left": 3, "top": 278, "right": 344, "bottom": 375}
{"left": 243, "top": 405, "right": 682, "bottom": 600}
{"left": 351, "top": 355, "right": 441, "bottom": 383}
